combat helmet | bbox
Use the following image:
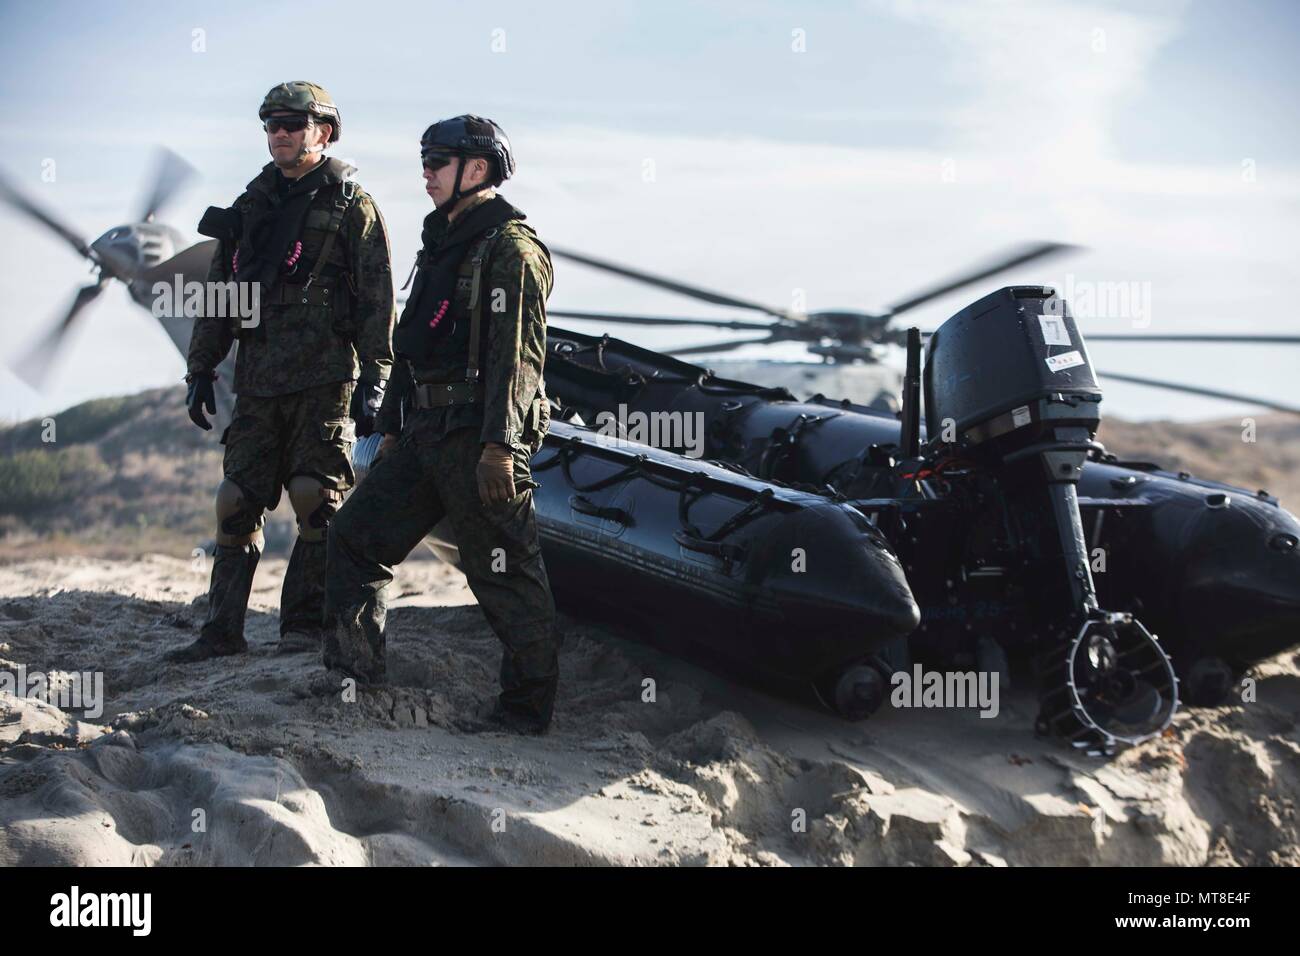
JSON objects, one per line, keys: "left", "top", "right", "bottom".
{"left": 420, "top": 115, "right": 515, "bottom": 183}
{"left": 258, "top": 82, "right": 341, "bottom": 142}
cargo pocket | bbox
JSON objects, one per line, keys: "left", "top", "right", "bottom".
{"left": 220, "top": 413, "right": 253, "bottom": 447}
{"left": 522, "top": 397, "right": 550, "bottom": 455}
{"left": 320, "top": 417, "right": 358, "bottom": 487}
{"left": 482, "top": 489, "right": 539, "bottom": 559}
{"left": 321, "top": 418, "right": 357, "bottom": 444}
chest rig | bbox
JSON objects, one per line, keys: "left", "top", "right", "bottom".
{"left": 198, "top": 167, "right": 359, "bottom": 338}
{"left": 407, "top": 227, "right": 499, "bottom": 408}
{"left": 266, "top": 179, "right": 358, "bottom": 310}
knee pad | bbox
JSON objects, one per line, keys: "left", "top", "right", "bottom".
{"left": 288, "top": 475, "right": 341, "bottom": 542}
{"left": 215, "top": 479, "right": 265, "bottom": 546}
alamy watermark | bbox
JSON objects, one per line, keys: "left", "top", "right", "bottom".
{"left": 890, "top": 664, "right": 999, "bottom": 718}
{"left": 49, "top": 886, "right": 150, "bottom": 936}
{"left": 594, "top": 403, "right": 705, "bottom": 458}
{"left": 1044, "top": 273, "right": 1152, "bottom": 328}
{"left": 1, "top": 665, "right": 104, "bottom": 719}
{"left": 152, "top": 274, "right": 260, "bottom": 328}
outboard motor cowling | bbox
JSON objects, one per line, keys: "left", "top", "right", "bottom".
{"left": 924, "top": 286, "right": 1178, "bottom": 754}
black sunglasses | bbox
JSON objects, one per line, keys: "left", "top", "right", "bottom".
{"left": 422, "top": 152, "right": 458, "bottom": 171}
{"left": 264, "top": 115, "right": 312, "bottom": 134}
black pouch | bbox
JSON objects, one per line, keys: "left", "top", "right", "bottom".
{"left": 197, "top": 205, "right": 243, "bottom": 242}
{"left": 521, "top": 396, "right": 544, "bottom": 452}
{"left": 330, "top": 272, "right": 359, "bottom": 339}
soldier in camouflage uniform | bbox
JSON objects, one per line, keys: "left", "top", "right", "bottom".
{"left": 325, "top": 115, "right": 558, "bottom": 734}
{"left": 168, "top": 82, "right": 395, "bottom": 663}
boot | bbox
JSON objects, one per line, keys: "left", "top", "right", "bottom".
{"left": 453, "top": 697, "right": 550, "bottom": 736}
{"left": 322, "top": 603, "right": 387, "bottom": 685}
{"left": 166, "top": 542, "right": 260, "bottom": 663}
{"left": 496, "top": 625, "right": 559, "bottom": 728}
{"left": 276, "top": 630, "right": 321, "bottom": 655}
{"left": 279, "top": 535, "right": 327, "bottom": 652}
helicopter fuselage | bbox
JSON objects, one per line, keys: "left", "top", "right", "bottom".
{"left": 89, "top": 221, "right": 188, "bottom": 284}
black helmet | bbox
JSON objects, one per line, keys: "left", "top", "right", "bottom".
{"left": 420, "top": 115, "right": 515, "bottom": 183}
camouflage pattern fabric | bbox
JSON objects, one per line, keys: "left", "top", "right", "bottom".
{"left": 326, "top": 422, "right": 558, "bottom": 723}
{"left": 187, "top": 159, "right": 395, "bottom": 397}
{"left": 259, "top": 81, "right": 341, "bottom": 140}
{"left": 221, "top": 380, "right": 356, "bottom": 508}
{"left": 220, "top": 380, "right": 355, "bottom": 639}
{"left": 375, "top": 195, "right": 552, "bottom": 455}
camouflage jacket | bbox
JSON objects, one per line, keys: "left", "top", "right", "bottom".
{"left": 377, "top": 194, "right": 552, "bottom": 454}
{"left": 187, "top": 158, "right": 394, "bottom": 397}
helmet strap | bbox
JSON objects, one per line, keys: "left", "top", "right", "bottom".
{"left": 269, "top": 116, "right": 327, "bottom": 171}
{"left": 444, "top": 154, "right": 492, "bottom": 218}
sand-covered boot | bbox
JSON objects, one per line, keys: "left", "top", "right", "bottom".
{"left": 279, "top": 535, "right": 327, "bottom": 653}
{"left": 165, "top": 542, "right": 260, "bottom": 663}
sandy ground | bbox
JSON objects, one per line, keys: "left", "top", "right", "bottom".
{"left": 1, "top": 553, "right": 1297, "bottom": 867}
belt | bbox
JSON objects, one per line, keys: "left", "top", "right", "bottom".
{"left": 411, "top": 381, "right": 485, "bottom": 408}
{"left": 270, "top": 282, "right": 334, "bottom": 306}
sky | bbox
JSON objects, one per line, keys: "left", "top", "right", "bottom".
{"left": 1, "top": 0, "right": 1298, "bottom": 424}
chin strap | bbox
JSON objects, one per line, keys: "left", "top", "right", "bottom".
{"left": 443, "top": 154, "right": 493, "bottom": 214}
{"left": 292, "top": 142, "right": 326, "bottom": 167}
{"left": 273, "top": 135, "right": 327, "bottom": 170}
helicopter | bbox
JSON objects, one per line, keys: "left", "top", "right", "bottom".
{"left": 546, "top": 243, "right": 1300, "bottom": 415}
{"left": 0, "top": 150, "right": 232, "bottom": 422}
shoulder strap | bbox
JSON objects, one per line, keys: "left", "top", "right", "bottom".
{"left": 465, "top": 227, "right": 500, "bottom": 383}
{"left": 304, "top": 179, "right": 359, "bottom": 291}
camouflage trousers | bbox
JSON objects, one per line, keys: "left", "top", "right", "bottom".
{"left": 325, "top": 426, "right": 558, "bottom": 724}
{"left": 203, "top": 380, "right": 356, "bottom": 644}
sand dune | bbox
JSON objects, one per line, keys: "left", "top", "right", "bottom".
{"left": 2, "top": 554, "right": 1297, "bottom": 866}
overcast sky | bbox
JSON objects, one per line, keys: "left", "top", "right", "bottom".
{"left": 1, "top": 0, "right": 1298, "bottom": 423}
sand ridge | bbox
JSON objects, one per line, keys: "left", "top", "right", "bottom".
{"left": 1, "top": 555, "right": 1297, "bottom": 866}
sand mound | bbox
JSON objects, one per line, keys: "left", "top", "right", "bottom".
{"left": 1, "top": 556, "right": 1297, "bottom": 866}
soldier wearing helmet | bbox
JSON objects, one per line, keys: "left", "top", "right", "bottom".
{"left": 325, "top": 115, "right": 559, "bottom": 734}
{"left": 168, "top": 82, "right": 395, "bottom": 663}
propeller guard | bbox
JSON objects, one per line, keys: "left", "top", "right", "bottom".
{"left": 1036, "top": 612, "right": 1179, "bottom": 755}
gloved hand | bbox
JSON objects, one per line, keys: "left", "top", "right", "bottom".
{"left": 350, "top": 379, "right": 386, "bottom": 438}
{"left": 186, "top": 371, "right": 217, "bottom": 430}
{"left": 476, "top": 442, "right": 516, "bottom": 507}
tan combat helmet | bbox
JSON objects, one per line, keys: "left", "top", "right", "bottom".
{"left": 258, "top": 82, "right": 341, "bottom": 142}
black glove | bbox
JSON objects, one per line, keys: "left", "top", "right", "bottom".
{"left": 350, "top": 379, "right": 386, "bottom": 438}
{"left": 186, "top": 371, "right": 217, "bottom": 431}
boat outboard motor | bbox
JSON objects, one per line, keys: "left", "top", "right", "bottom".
{"left": 923, "top": 286, "right": 1178, "bottom": 753}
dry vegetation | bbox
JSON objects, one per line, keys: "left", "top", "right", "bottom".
{"left": 0, "top": 387, "right": 295, "bottom": 561}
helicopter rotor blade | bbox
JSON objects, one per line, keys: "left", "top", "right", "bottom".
{"left": 887, "top": 241, "right": 1080, "bottom": 317}
{"left": 13, "top": 277, "right": 111, "bottom": 390}
{"left": 550, "top": 246, "right": 788, "bottom": 318}
{"left": 1084, "top": 333, "right": 1300, "bottom": 344}
{"left": 663, "top": 335, "right": 780, "bottom": 356}
{"left": 1097, "top": 370, "right": 1300, "bottom": 415}
{"left": 548, "top": 309, "right": 776, "bottom": 331}
{"left": 137, "top": 148, "right": 196, "bottom": 223}
{"left": 0, "top": 169, "right": 92, "bottom": 259}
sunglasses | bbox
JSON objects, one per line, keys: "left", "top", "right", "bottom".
{"left": 422, "top": 152, "right": 457, "bottom": 172}
{"left": 263, "top": 115, "right": 312, "bottom": 134}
